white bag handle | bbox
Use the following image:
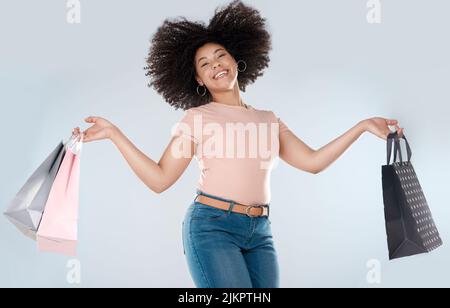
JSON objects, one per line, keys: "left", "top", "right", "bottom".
{"left": 65, "top": 132, "right": 83, "bottom": 155}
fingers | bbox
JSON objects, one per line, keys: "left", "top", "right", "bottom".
{"left": 84, "top": 116, "right": 98, "bottom": 123}
{"left": 82, "top": 133, "right": 90, "bottom": 143}
{"left": 72, "top": 126, "right": 88, "bottom": 142}
{"left": 72, "top": 127, "right": 81, "bottom": 138}
{"left": 394, "top": 124, "right": 404, "bottom": 138}
{"left": 386, "top": 119, "right": 404, "bottom": 135}
{"left": 382, "top": 118, "right": 404, "bottom": 140}
{"left": 75, "top": 116, "right": 96, "bottom": 142}
{"left": 386, "top": 119, "right": 398, "bottom": 125}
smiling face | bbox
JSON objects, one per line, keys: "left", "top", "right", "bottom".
{"left": 194, "top": 42, "right": 239, "bottom": 95}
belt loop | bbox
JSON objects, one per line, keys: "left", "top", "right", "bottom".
{"left": 193, "top": 189, "right": 202, "bottom": 203}
{"left": 194, "top": 189, "right": 205, "bottom": 202}
{"left": 227, "top": 201, "right": 235, "bottom": 214}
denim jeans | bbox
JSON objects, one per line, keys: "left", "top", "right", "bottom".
{"left": 182, "top": 189, "right": 280, "bottom": 288}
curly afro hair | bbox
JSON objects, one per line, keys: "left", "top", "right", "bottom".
{"left": 144, "top": 0, "right": 272, "bottom": 111}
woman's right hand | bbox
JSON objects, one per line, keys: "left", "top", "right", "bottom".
{"left": 72, "top": 116, "right": 118, "bottom": 143}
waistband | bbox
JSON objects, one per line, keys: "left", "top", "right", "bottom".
{"left": 194, "top": 189, "right": 270, "bottom": 218}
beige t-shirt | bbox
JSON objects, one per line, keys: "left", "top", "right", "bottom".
{"left": 172, "top": 101, "right": 290, "bottom": 205}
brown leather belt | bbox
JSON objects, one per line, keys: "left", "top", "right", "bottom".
{"left": 195, "top": 194, "right": 269, "bottom": 218}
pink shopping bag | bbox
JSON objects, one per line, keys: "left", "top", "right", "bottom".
{"left": 36, "top": 133, "right": 83, "bottom": 256}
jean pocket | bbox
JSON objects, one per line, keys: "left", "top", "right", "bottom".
{"left": 191, "top": 202, "right": 230, "bottom": 221}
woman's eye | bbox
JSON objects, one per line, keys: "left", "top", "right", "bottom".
{"left": 200, "top": 54, "right": 225, "bottom": 68}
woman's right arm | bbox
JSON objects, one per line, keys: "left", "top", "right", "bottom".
{"left": 74, "top": 116, "right": 195, "bottom": 194}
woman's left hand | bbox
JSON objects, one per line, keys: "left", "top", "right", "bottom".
{"left": 362, "top": 117, "right": 404, "bottom": 140}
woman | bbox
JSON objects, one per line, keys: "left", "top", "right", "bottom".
{"left": 72, "top": 0, "right": 404, "bottom": 288}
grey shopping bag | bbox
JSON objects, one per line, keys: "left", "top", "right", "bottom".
{"left": 4, "top": 141, "right": 66, "bottom": 240}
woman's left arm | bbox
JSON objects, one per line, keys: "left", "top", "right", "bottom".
{"left": 279, "top": 117, "right": 404, "bottom": 174}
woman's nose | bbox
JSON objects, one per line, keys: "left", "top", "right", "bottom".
{"left": 212, "top": 61, "right": 221, "bottom": 70}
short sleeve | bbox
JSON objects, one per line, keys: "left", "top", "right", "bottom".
{"left": 271, "top": 111, "right": 290, "bottom": 134}
{"left": 171, "top": 109, "right": 200, "bottom": 144}
{"left": 278, "top": 117, "right": 290, "bottom": 133}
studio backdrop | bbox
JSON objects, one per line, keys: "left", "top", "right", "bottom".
{"left": 0, "top": 0, "right": 449, "bottom": 287}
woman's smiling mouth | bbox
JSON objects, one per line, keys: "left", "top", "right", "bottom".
{"left": 213, "top": 69, "right": 229, "bottom": 80}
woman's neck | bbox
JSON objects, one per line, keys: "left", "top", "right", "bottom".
{"left": 211, "top": 85, "right": 245, "bottom": 107}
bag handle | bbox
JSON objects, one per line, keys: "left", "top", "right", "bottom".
{"left": 65, "top": 132, "right": 83, "bottom": 154}
{"left": 386, "top": 131, "right": 412, "bottom": 165}
{"left": 387, "top": 133, "right": 400, "bottom": 164}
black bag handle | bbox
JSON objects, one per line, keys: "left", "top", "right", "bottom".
{"left": 386, "top": 131, "right": 412, "bottom": 165}
{"left": 394, "top": 138, "right": 402, "bottom": 163}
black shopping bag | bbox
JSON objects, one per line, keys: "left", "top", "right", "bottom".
{"left": 381, "top": 131, "right": 442, "bottom": 260}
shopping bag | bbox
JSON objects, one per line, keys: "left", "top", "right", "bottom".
{"left": 36, "top": 133, "right": 83, "bottom": 256}
{"left": 381, "top": 131, "right": 442, "bottom": 260}
{"left": 4, "top": 142, "right": 66, "bottom": 240}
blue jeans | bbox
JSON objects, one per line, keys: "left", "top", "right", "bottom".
{"left": 182, "top": 189, "right": 280, "bottom": 288}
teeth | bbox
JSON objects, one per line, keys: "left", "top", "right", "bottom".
{"left": 214, "top": 70, "right": 228, "bottom": 79}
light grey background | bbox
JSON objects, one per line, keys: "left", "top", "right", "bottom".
{"left": 0, "top": 0, "right": 449, "bottom": 287}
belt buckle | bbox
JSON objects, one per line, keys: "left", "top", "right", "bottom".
{"left": 245, "top": 205, "right": 269, "bottom": 218}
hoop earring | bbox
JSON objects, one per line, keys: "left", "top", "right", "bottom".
{"left": 237, "top": 60, "right": 247, "bottom": 73}
{"left": 196, "top": 84, "right": 207, "bottom": 96}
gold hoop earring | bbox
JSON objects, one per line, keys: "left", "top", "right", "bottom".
{"left": 197, "top": 84, "right": 207, "bottom": 96}
{"left": 237, "top": 60, "right": 247, "bottom": 73}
